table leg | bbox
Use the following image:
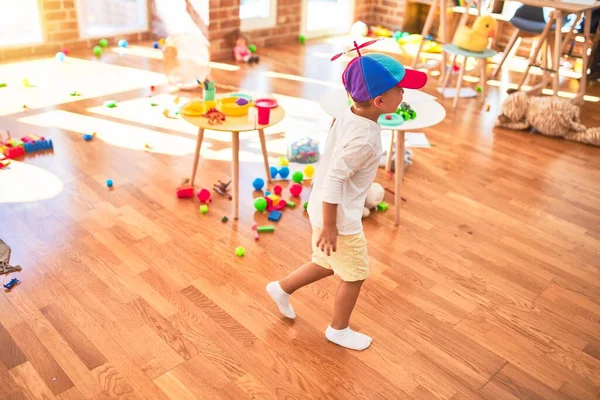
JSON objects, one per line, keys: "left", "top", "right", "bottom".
{"left": 411, "top": 0, "right": 439, "bottom": 69}
{"left": 394, "top": 130, "right": 406, "bottom": 226}
{"left": 258, "top": 129, "right": 271, "bottom": 182}
{"left": 577, "top": 10, "right": 592, "bottom": 104}
{"left": 385, "top": 130, "right": 395, "bottom": 173}
{"left": 553, "top": 10, "right": 562, "bottom": 96}
{"left": 232, "top": 132, "right": 240, "bottom": 219}
{"left": 190, "top": 128, "right": 205, "bottom": 186}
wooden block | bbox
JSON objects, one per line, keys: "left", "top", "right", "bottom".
{"left": 0, "top": 323, "right": 27, "bottom": 370}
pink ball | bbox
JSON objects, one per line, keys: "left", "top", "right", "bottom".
{"left": 273, "top": 185, "right": 282, "bottom": 195}
{"left": 197, "top": 188, "right": 211, "bottom": 203}
{"left": 290, "top": 183, "right": 302, "bottom": 197}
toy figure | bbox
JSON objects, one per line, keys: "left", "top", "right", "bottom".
{"left": 234, "top": 36, "right": 259, "bottom": 64}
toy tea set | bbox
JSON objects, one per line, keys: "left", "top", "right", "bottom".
{"left": 181, "top": 80, "right": 279, "bottom": 126}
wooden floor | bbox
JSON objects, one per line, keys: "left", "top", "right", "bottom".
{"left": 1, "top": 39, "right": 600, "bottom": 400}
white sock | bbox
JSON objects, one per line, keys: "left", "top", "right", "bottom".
{"left": 325, "top": 326, "right": 372, "bottom": 351}
{"left": 266, "top": 282, "right": 296, "bottom": 319}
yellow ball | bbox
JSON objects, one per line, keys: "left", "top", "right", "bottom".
{"left": 304, "top": 165, "right": 315, "bottom": 178}
{"left": 278, "top": 156, "right": 289, "bottom": 166}
{"left": 159, "top": 38, "right": 165, "bottom": 46}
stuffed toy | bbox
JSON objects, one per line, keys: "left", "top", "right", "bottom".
{"left": 495, "top": 91, "right": 600, "bottom": 146}
{"left": 453, "top": 15, "right": 497, "bottom": 53}
{"left": 363, "top": 183, "right": 384, "bottom": 218}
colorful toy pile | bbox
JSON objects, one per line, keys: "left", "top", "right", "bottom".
{"left": 1, "top": 133, "right": 53, "bottom": 159}
{"left": 288, "top": 136, "right": 320, "bottom": 164}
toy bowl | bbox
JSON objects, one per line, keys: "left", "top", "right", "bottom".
{"left": 377, "top": 113, "right": 404, "bottom": 127}
{"left": 218, "top": 97, "right": 250, "bottom": 116}
{"left": 181, "top": 100, "right": 206, "bottom": 116}
{"left": 229, "top": 93, "right": 253, "bottom": 102}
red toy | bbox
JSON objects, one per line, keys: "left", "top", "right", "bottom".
{"left": 273, "top": 185, "right": 282, "bottom": 195}
{"left": 197, "top": 188, "right": 211, "bottom": 203}
{"left": 290, "top": 183, "right": 302, "bottom": 197}
{"left": 3, "top": 146, "right": 24, "bottom": 159}
{"left": 176, "top": 178, "right": 194, "bottom": 198}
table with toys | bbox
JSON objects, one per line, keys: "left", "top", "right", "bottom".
{"left": 180, "top": 93, "right": 285, "bottom": 219}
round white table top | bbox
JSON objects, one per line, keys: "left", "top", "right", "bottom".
{"left": 319, "top": 88, "right": 446, "bottom": 131}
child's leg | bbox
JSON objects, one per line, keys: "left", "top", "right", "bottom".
{"left": 267, "top": 262, "right": 333, "bottom": 319}
{"left": 326, "top": 279, "right": 372, "bottom": 351}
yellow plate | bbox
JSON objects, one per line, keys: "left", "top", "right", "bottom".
{"left": 218, "top": 97, "right": 251, "bottom": 117}
{"left": 181, "top": 100, "right": 206, "bottom": 116}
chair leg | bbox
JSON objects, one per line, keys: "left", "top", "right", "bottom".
{"left": 440, "top": 53, "right": 456, "bottom": 93}
{"left": 517, "top": 16, "right": 553, "bottom": 91}
{"left": 480, "top": 58, "right": 487, "bottom": 105}
{"left": 453, "top": 56, "right": 467, "bottom": 108}
{"left": 411, "top": 0, "right": 439, "bottom": 69}
{"left": 492, "top": 29, "right": 520, "bottom": 78}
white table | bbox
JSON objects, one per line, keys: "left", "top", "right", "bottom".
{"left": 319, "top": 88, "right": 446, "bottom": 226}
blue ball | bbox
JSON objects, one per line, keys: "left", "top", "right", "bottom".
{"left": 270, "top": 166, "right": 278, "bottom": 179}
{"left": 279, "top": 166, "right": 290, "bottom": 179}
{"left": 83, "top": 133, "right": 93, "bottom": 141}
{"left": 55, "top": 52, "right": 66, "bottom": 62}
{"left": 153, "top": 42, "right": 159, "bottom": 49}
{"left": 252, "top": 178, "right": 264, "bottom": 191}
{"left": 118, "top": 39, "right": 128, "bottom": 48}
{"left": 106, "top": 179, "right": 113, "bottom": 187}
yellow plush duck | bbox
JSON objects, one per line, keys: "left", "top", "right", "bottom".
{"left": 452, "top": 15, "right": 497, "bottom": 52}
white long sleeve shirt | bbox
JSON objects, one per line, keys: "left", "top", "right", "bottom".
{"left": 308, "top": 107, "right": 382, "bottom": 235}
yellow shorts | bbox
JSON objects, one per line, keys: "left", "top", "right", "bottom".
{"left": 311, "top": 228, "right": 369, "bottom": 282}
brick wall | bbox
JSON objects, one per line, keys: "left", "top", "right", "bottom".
{"left": 355, "top": 0, "right": 375, "bottom": 27}
{"left": 0, "top": 0, "right": 149, "bottom": 61}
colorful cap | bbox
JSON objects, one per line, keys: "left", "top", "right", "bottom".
{"left": 342, "top": 53, "right": 427, "bottom": 102}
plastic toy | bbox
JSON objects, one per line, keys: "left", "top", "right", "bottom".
{"left": 270, "top": 166, "right": 278, "bottom": 179}
{"left": 290, "top": 183, "right": 302, "bottom": 197}
{"left": 288, "top": 136, "right": 319, "bottom": 163}
{"left": 2, "top": 146, "right": 24, "bottom": 159}
{"left": 476, "top": 86, "right": 483, "bottom": 93}
{"left": 248, "top": 44, "right": 257, "bottom": 53}
{"left": 385, "top": 115, "right": 392, "bottom": 120}
{"left": 370, "top": 25, "right": 392, "bottom": 37}
{"left": 104, "top": 100, "right": 117, "bottom": 108}
{"left": 396, "top": 102, "right": 416, "bottom": 120}
{"left": 159, "top": 38, "right": 165, "bottom": 46}
{"left": 176, "top": 181, "right": 194, "bottom": 198}
{"left": 292, "top": 171, "right": 303, "bottom": 183}
{"left": 55, "top": 52, "right": 66, "bottom": 62}
{"left": 377, "top": 202, "right": 389, "bottom": 211}
{"left": 234, "top": 35, "right": 259, "bottom": 63}
{"left": 235, "top": 247, "right": 245, "bottom": 257}
{"left": 70, "top": 91, "right": 81, "bottom": 96}
{"left": 267, "top": 194, "right": 280, "bottom": 206}
{"left": 298, "top": 35, "right": 306, "bottom": 44}
{"left": 265, "top": 191, "right": 271, "bottom": 196}
{"left": 203, "top": 80, "right": 215, "bottom": 101}
{"left": 118, "top": 39, "right": 128, "bottom": 48}
{"left": 286, "top": 201, "right": 296, "bottom": 208}
{"left": 219, "top": 97, "right": 251, "bottom": 117}
{"left": 22, "top": 77, "right": 34, "bottom": 87}
{"left": 20, "top": 134, "right": 53, "bottom": 153}
{"left": 252, "top": 223, "right": 260, "bottom": 240}
{"left": 221, "top": 216, "right": 228, "bottom": 223}
{"left": 278, "top": 156, "right": 289, "bottom": 166}
{"left": 453, "top": 16, "right": 497, "bottom": 53}
{"left": 93, "top": 46, "right": 102, "bottom": 57}
{"left": 106, "top": 179, "right": 113, "bottom": 188}
{"left": 273, "top": 185, "right": 282, "bottom": 195}
{"left": 99, "top": 38, "right": 108, "bottom": 48}
{"left": 0, "top": 154, "right": 10, "bottom": 169}
{"left": 279, "top": 166, "right": 290, "bottom": 179}
{"left": 350, "top": 21, "right": 369, "bottom": 36}
{"left": 0, "top": 83, "right": 6, "bottom": 88}
{"left": 213, "top": 180, "right": 232, "bottom": 200}
{"left": 61, "top": 47, "right": 69, "bottom": 55}
{"left": 197, "top": 188, "right": 211, "bottom": 203}
{"left": 202, "top": 108, "right": 226, "bottom": 125}
{"left": 1, "top": 239, "right": 22, "bottom": 276}
{"left": 3, "top": 278, "right": 20, "bottom": 290}
{"left": 393, "top": 31, "right": 402, "bottom": 41}
{"left": 303, "top": 201, "right": 308, "bottom": 210}
{"left": 268, "top": 210, "right": 282, "bottom": 222}
{"left": 304, "top": 165, "right": 315, "bottom": 178}
{"left": 252, "top": 178, "right": 265, "bottom": 190}
{"left": 200, "top": 205, "right": 209, "bottom": 214}
{"left": 254, "top": 197, "right": 267, "bottom": 212}
{"left": 153, "top": 42, "right": 159, "bottom": 49}
{"left": 257, "top": 226, "right": 274, "bottom": 233}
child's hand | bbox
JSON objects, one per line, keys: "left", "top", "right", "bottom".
{"left": 317, "top": 225, "right": 338, "bottom": 256}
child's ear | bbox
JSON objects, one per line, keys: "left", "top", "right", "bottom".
{"left": 373, "top": 95, "right": 384, "bottom": 108}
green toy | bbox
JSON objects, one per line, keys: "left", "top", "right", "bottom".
{"left": 235, "top": 246, "right": 245, "bottom": 257}
{"left": 257, "top": 226, "right": 275, "bottom": 233}
{"left": 286, "top": 200, "right": 296, "bottom": 208}
{"left": 200, "top": 205, "right": 208, "bottom": 214}
{"left": 292, "top": 171, "right": 303, "bottom": 183}
{"left": 298, "top": 35, "right": 306, "bottom": 44}
{"left": 221, "top": 216, "right": 229, "bottom": 223}
{"left": 254, "top": 197, "right": 267, "bottom": 212}
{"left": 0, "top": 83, "right": 7, "bottom": 88}
{"left": 99, "top": 38, "right": 109, "bottom": 48}
{"left": 93, "top": 46, "right": 102, "bottom": 57}
{"left": 475, "top": 85, "right": 483, "bottom": 93}
{"left": 377, "top": 202, "right": 389, "bottom": 211}
{"left": 104, "top": 100, "right": 117, "bottom": 108}
{"left": 248, "top": 44, "right": 257, "bottom": 53}
{"left": 303, "top": 201, "right": 308, "bottom": 210}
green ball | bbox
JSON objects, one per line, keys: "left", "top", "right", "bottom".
{"left": 475, "top": 85, "right": 483, "bottom": 93}
{"left": 298, "top": 35, "right": 306, "bottom": 44}
{"left": 254, "top": 197, "right": 267, "bottom": 212}
{"left": 303, "top": 201, "right": 309, "bottom": 210}
{"left": 248, "top": 44, "right": 257, "bottom": 53}
{"left": 93, "top": 46, "right": 102, "bottom": 57}
{"left": 292, "top": 171, "right": 304, "bottom": 183}
{"left": 99, "top": 38, "right": 108, "bottom": 48}
{"left": 235, "top": 246, "right": 246, "bottom": 257}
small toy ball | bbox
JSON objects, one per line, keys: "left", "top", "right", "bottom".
{"left": 476, "top": 85, "right": 483, "bottom": 93}
{"left": 401, "top": 32, "right": 409, "bottom": 38}
{"left": 425, "top": 34, "right": 433, "bottom": 41}
{"left": 452, "top": 64, "right": 459, "bottom": 72}
{"left": 298, "top": 35, "right": 306, "bottom": 44}
{"left": 55, "top": 52, "right": 66, "bottom": 62}
{"left": 273, "top": 185, "right": 282, "bottom": 195}
{"left": 292, "top": 171, "right": 304, "bottom": 183}
{"left": 200, "top": 204, "right": 209, "bottom": 214}
{"left": 153, "top": 42, "right": 159, "bottom": 49}
{"left": 393, "top": 31, "right": 402, "bottom": 41}
{"left": 235, "top": 246, "right": 245, "bottom": 257}
{"left": 118, "top": 39, "right": 128, "bottom": 48}
{"left": 197, "top": 188, "right": 211, "bottom": 203}
{"left": 159, "top": 38, "right": 166, "bottom": 46}
{"left": 106, "top": 179, "right": 113, "bottom": 188}
{"left": 83, "top": 133, "right": 94, "bottom": 141}
{"left": 270, "top": 166, "right": 278, "bottom": 179}
{"left": 278, "top": 156, "right": 289, "bottom": 166}
{"left": 254, "top": 197, "right": 267, "bottom": 212}
{"left": 93, "top": 45, "right": 102, "bottom": 57}
{"left": 99, "top": 38, "right": 109, "bottom": 48}
{"left": 248, "top": 44, "right": 257, "bottom": 53}
{"left": 236, "top": 98, "right": 249, "bottom": 106}
{"left": 303, "top": 201, "right": 309, "bottom": 210}
{"left": 279, "top": 166, "right": 290, "bottom": 179}
{"left": 151, "top": 85, "right": 156, "bottom": 91}
{"left": 61, "top": 47, "right": 69, "bottom": 55}
{"left": 290, "top": 183, "right": 302, "bottom": 197}
{"left": 304, "top": 165, "right": 315, "bottom": 178}
{"left": 252, "top": 177, "right": 265, "bottom": 190}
